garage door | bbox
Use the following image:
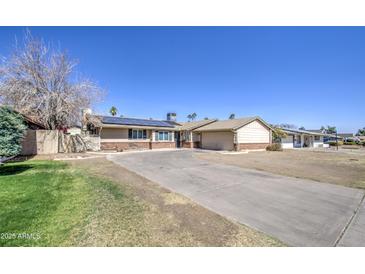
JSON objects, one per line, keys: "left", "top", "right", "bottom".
{"left": 201, "top": 132, "right": 234, "bottom": 151}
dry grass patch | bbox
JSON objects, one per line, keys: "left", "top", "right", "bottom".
{"left": 196, "top": 150, "right": 365, "bottom": 189}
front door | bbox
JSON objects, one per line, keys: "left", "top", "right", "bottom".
{"left": 175, "top": 132, "right": 181, "bottom": 148}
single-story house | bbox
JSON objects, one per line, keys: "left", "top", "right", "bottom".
{"left": 85, "top": 112, "right": 273, "bottom": 152}
{"left": 279, "top": 128, "right": 330, "bottom": 149}
{"left": 193, "top": 117, "right": 273, "bottom": 151}
{"left": 337, "top": 133, "right": 354, "bottom": 142}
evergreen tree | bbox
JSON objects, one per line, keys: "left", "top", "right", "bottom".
{"left": 0, "top": 106, "right": 27, "bottom": 158}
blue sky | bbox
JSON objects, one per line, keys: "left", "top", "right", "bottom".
{"left": 0, "top": 27, "right": 364, "bottom": 133}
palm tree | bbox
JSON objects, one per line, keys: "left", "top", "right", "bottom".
{"left": 325, "top": 125, "right": 337, "bottom": 134}
{"left": 191, "top": 113, "right": 197, "bottom": 121}
{"left": 187, "top": 114, "right": 192, "bottom": 122}
{"left": 109, "top": 106, "right": 118, "bottom": 117}
{"left": 229, "top": 113, "right": 235, "bottom": 120}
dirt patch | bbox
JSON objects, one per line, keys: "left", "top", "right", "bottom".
{"left": 69, "top": 157, "right": 283, "bottom": 247}
{"left": 197, "top": 150, "right": 365, "bottom": 189}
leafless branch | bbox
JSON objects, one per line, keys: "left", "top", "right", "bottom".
{"left": 0, "top": 31, "right": 105, "bottom": 129}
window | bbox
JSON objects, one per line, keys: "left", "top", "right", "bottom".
{"left": 128, "top": 129, "right": 147, "bottom": 140}
{"left": 155, "top": 131, "right": 172, "bottom": 141}
{"left": 314, "top": 136, "right": 321, "bottom": 141}
{"left": 183, "top": 131, "right": 191, "bottom": 141}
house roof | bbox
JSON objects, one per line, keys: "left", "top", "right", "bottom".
{"left": 163, "top": 120, "right": 182, "bottom": 126}
{"left": 99, "top": 116, "right": 176, "bottom": 129}
{"left": 179, "top": 119, "right": 217, "bottom": 131}
{"left": 307, "top": 129, "right": 325, "bottom": 134}
{"left": 22, "top": 115, "right": 46, "bottom": 129}
{"left": 194, "top": 117, "right": 273, "bottom": 132}
{"left": 281, "top": 128, "right": 330, "bottom": 137}
{"left": 338, "top": 133, "right": 354, "bottom": 138}
{"left": 9, "top": 109, "right": 45, "bottom": 129}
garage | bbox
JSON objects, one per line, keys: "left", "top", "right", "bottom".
{"left": 201, "top": 131, "right": 234, "bottom": 151}
{"left": 195, "top": 117, "right": 273, "bottom": 151}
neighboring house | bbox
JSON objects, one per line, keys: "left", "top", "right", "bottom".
{"left": 279, "top": 128, "right": 330, "bottom": 149}
{"left": 85, "top": 112, "right": 273, "bottom": 151}
{"left": 338, "top": 133, "right": 354, "bottom": 142}
{"left": 308, "top": 129, "right": 343, "bottom": 143}
{"left": 338, "top": 133, "right": 354, "bottom": 139}
{"left": 194, "top": 117, "right": 273, "bottom": 151}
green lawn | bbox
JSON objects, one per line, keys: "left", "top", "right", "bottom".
{"left": 0, "top": 160, "right": 143, "bottom": 247}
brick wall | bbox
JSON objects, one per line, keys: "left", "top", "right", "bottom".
{"left": 151, "top": 142, "right": 176, "bottom": 149}
{"left": 101, "top": 142, "right": 150, "bottom": 151}
{"left": 235, "top": 143, "right": 269, "bottom": 151}
{"left": 182, "top": 141, "right": 200, "bottom": 149}
{"left": 182, "top": 141, "right": 192, "bottom": 148}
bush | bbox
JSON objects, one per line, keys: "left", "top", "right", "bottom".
{"left": 0, "top": 106, "right": 27, "bottom": 158}
{"left": 343, "top": 141, "right": 357, "bottom": 145}
{"left": 327, "top": 141, "right": 343, "bottom": 146}
{"left": 266, "top": 143, "right": 283, "bottom": 151}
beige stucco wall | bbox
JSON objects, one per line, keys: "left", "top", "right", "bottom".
{"left": 236, "top": 120, "right": 270, "bottom": 144}
{"left": 100, "top": 128, "right": 129, "bottom": 140}
{"left": 201, "top": 131, "right": 234, "bottom": 151}
{"left": 100, "top": 128, "right": 153, "bottom": 142}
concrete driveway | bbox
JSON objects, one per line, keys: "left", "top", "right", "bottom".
{"left": 107, "top": 150, "right": 365, "bottom": 247}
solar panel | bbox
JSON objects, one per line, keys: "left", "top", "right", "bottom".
{"left": 101, "top": 116, "right": 175, "bottom": 128}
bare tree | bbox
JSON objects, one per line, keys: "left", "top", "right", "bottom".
{"left": 0, "top": 31, "right": 104, "bottom": 129}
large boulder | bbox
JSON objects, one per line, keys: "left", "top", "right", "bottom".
{"left": 58, "top": 133, "right": 100, "bottom": 153}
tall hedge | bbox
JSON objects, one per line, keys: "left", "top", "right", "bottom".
{"left": 0, "top": 106, "right": 27, "bottom": 157}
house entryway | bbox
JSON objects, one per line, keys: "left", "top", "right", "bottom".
{"left": 175, "top": 131, "right": 181, "bottom": 148}
{"left": 304, "top": 135, "right": 313, "bottom": 147}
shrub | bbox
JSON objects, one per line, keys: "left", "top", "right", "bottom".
{"left": 0, "top": 106, "right": 27, "bottom": 158}
{"left": 343, "top": 141, "right": 357, "bottom": 145}
{"left": 266, "top": 143, "right": 283, "bottom": 151}
{"left": 327, "top": 141, "right": 343, "bottom": 146}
